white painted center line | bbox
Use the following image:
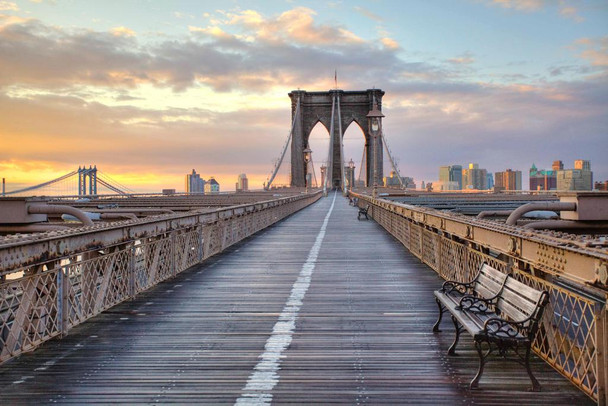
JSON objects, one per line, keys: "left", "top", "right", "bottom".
{"left": 235, "top": 192, "right": 337, "bottom": 405}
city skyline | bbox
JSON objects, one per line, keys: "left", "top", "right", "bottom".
{"left": 1, "top": 0, "right": 606, "bottom": 192}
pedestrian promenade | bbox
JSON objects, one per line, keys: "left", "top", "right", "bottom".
{"left": 0, "top": 192, "right": 592, "bottom": 404}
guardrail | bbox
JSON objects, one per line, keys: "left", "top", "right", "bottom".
{"left": 0, "top": 192, "right": 322, "bottom": 364}
{"left": 352, "top": 192, "right": 607, "bottom": 405}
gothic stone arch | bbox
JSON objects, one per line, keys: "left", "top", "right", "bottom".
{"left": 288, "top": 89, "right": 385, "bottom": 188}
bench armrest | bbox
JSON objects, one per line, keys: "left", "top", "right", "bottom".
{"left": 458, "top": 294, "right": 496, "bottom": 313}
{"left": 482, "top": 316, "right": 532, "bottom": 340}
{"left": 440, "top": 280, "right": 473, "bottom": 295}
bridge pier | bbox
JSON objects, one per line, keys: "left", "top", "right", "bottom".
{"left": 78, "top": 166, "right": 97, "bottom": 196}
{"left": 288, "top": 89, "right": 385, "bottom": 189}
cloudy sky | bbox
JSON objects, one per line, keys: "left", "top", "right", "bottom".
{"left": 1, "top": 0, "right": 606, "bottom": 192}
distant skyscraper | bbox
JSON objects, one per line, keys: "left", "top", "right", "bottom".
{"left": 439, "top": 165, "right": 462, "bottom": 190}
{"left": 439, "top": 166, "right": 450, "bottom": 183}
{"left": 552, "top": 160, "right": 564, "bottom": 171}
{"left": 205, "top": 176, "right": 220, "bottom": 194}
{"left": 556, "top": 160, "right": 593, "bottom": 191}
{"left": 595, "top": 180, "right": 608, "bottom": 191}
{"left": 451, "top": 165, "right": 463, "bottom": 189}
{"left": 236, "top": 173, "right": 249, "bottom": 192}
{"left": 529, "top": 163, "right": 557, "bottom": 191}
{"left": 495, "top": 169, "right": 522, "bottom": 191}
{"left": 185, "top": 169, "right": 205, "bottom": 194}
{"left": 462, "top": 163, "right": 488, "bottom": 190}
{"left": 574, "top": 159, "right": 591, "bottom": 171}
{"left": 486, "top": 172, "right": 494, "bottom": 190}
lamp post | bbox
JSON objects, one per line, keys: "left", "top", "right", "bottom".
{"left": 366, "top": 100, "right": 384, "bottom": 198}
{"left": 320, "top": 164, "right": 327, "bottom": 196}
{"left": 303, "top": 147, "right": 312, "bottom": 193}
{"left": 348, "top": 158, "right": 355, "bottom": 191}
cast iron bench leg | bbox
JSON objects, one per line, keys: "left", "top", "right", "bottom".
{"left": 470, "top": 340, "right": 487, "bottom": 389}
{"left": 432, "top": 298, "right": 444, "bottom": 332}
{"left": 524, "top": 344, "right": 542, "bottom": 392}
{"left": 448, "top": 314, "right": 462, "bottom": 355}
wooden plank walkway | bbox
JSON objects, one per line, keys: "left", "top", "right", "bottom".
{"left": 0, "top": 192, "right": 593, "bottom": 404}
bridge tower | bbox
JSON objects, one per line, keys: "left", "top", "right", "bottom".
{"left": 288, "top": 89, "right": 385, "bottom": 189}
{"left": 78, "top": 166, "right": 98, "bottom": 196}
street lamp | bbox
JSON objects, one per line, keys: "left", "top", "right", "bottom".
{"left": 366, "top": 100, "right": 384, "bottom": 198}
{"left": 303, "top": 147, "right": 312, "bottom": 193}
{"left": 348, "top": 158, "right": 355, "bottom": 191}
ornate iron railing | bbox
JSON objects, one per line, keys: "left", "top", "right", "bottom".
{"left": 353, "top": 192, "right": 607, "bottom": 405}
{"left": 0, "top": 192, "right": 321, "bottom": 364}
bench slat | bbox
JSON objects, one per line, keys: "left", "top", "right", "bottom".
{"left": 504, "top": 277, "right": 544, "bottom": 302}
{"left": 475, "top": 264, "right": 508, "bottom": 298}
{"left": 498, "top": 279, "right": 543, "bottom": 321}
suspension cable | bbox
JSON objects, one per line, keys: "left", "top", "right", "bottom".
{"left": 381, "top": 130, "right": 406, "bottom": 189}
{"left": 357, "top": 147, "right": 366, "bottom": 186}
{"left": 4, "top": 170, "right": 78, "bottom": 195}
{"left": 266, "top": 95, "right": 301, "bottom": 190}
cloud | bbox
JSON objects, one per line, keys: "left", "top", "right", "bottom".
{"left": 110, "top": 26, "right": 135, "bottom": 37}
{"left": 381, "top": 37, "right": 400, "bottom": 50}
{"left": 353, "top": 6, "right": 383, "bottom": 22}
{"left": 484, "top": 0, "right": 584, "bottom": 21}
{"left": 0, "top": 13, "right": 28, "bottom": 27}
{"left": 0, "top": 1, "right": 17, "bottom": 11}
{"left": 574, "top": 36, "right": 608, "bottom": 68}
{"left": 173, "top": 11, "right": 195, "bottom": 20}
{"left": 188, "top": 25, "right": 232, "bottom": 40}
{"left": 222, "top": 7, "right": 365, "bottom": 46}
{"left": 489, "top": 0, "right": 544, "bottom": 11}
{"left": 448, "top": 52, "right": 475, "bottom": 65}
{"left": 558, "top": 0, "right": 584, "bottom": 22}
{"left": 0, "top": 10, "right": 413, "bottom": 93}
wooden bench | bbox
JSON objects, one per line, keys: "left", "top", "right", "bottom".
{"left": 432, "top": 263, "right": 549, "bottom": 391}
{"left": 357, "top": 204, "right": 370, "bottom": 220}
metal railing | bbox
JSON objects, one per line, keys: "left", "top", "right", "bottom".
{"left": 0, "top": 192, "right": 321, "bottom": 364}
{"left": 352, "top": 192, "right": 607, "bottom": 405}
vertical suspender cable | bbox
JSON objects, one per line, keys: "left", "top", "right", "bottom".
{"left": 266, "top": 96, "right": 300, "bottom": 190}
{"left": 336, "top": 93, "right": 346, "bottom": 194}
{"left": 358, "top": 147, "right": 366, "bottom": 187}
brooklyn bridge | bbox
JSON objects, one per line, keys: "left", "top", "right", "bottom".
{"left": 0, "top": 89, "right": 606, "bottom": 405}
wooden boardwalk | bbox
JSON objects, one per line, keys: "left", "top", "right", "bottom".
{"left": 0, "top": 193, "right": 593, "bottom": 404}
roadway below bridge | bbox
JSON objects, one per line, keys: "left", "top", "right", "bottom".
{"left": 0, "top": 192, "right": 593, "bottom": 404}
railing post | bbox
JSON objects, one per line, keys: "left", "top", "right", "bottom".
{"left": 171, "top": 232, "right": 177, "bottom": 277}
{"left": 198, "top": 225, "right": 204, "bottom": 264}
{"left": 597, "top": 302, "right": 607, "bottom": 406}
{"left": 129, "top": 244, "right": 136, "bottom": 298}
{"left": 58, "top": 267, "right": 69, "bottom": 337}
